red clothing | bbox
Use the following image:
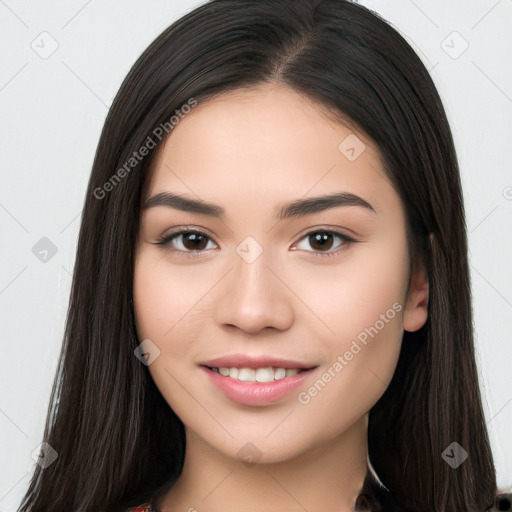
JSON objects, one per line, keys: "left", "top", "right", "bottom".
{"left": 130, "top": 505, "right": 153, "bottom": 512}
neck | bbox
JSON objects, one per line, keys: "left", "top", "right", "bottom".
{"left": 155, "top": 416, "right": 369, "bottom": 512}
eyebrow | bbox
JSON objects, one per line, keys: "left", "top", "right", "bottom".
{"left": 143, "top": 191, "right": 375, "bottom": 219}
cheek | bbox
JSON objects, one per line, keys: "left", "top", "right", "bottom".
{"left": 295, "top": 236, "right": 409, "bottom": 346}
{"left": 133, "top": 250, "right": 211, "bottom": 343}
{"left": 132, "top": 250, "right": 214, "bottom": 410}
{"left": 293, "top": 235, "right": 409, "bottom": 422}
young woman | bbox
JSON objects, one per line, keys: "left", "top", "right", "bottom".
{"left": 18, "top": 1, "right": 506, "bottom": 510}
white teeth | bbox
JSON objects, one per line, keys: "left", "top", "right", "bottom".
{"left": 238, "top": 368, "right": 256, "bottom": 382}
{"left": 212, "top": 366, "right": 303, "bottom": 382}
{"left": 274, "top": 368, "right": 286, "bottom": 380}
{"left": 255, "top": 367, "right": 274, "bottom": 382}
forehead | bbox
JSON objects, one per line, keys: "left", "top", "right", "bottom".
{"left": 145, "top": 84, "right": 397, "bottom": 216}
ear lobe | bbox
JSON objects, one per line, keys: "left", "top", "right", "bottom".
{"left": 403, "top": 260, "right": 429, "bottom": 333}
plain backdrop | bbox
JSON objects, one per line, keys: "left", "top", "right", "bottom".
{"left": 1, "top": 1, "right": 511, "bottom": 509}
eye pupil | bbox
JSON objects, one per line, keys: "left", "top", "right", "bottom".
{"left": 309, "top": 232, "right": 333, "bottom": 251}
{"left": 183, "top": 232, "right": 208, "bottom": 250}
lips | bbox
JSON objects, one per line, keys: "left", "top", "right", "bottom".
{"left": 201, "top": 354, "right": 315, "bottom": 370}
{"left": 200, "top": 354, "right": 317, "bottom": 406}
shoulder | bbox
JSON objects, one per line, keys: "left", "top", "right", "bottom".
{"left": 129, "top": 505, "right": 156, "bottom": 512}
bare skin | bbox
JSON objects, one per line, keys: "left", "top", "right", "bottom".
{"left": 133, "top": 83, "right": 428, "bottom": 512}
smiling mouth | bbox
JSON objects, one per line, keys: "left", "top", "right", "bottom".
{"left": 201, "top": 364, "right": 317, "bottom": 406}
{"left": 204, "top": 366, "right": 312, "bottom": 383}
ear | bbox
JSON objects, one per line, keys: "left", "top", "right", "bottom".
{"left": 403, "top": 257, "right": 429, "bottom": 333}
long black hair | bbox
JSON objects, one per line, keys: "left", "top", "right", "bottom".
{"left": 18, "top": 1, "right": 498, "bottom": 510}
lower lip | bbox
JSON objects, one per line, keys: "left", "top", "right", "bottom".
{"left": 201, "top": 366, "right": 314, "bottom": 406}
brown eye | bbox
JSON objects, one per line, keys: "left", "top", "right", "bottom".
{"left": 180, "top": 232, "right": 209, "bottom": 251}
{"left": 155, "top": 230, "right": 217, "bottom": 253}
{"left": 308, "top": 232, "right": 335, "bottom": 251}
{"left": 293, "top": 230, "right": 354, "bottom": 256}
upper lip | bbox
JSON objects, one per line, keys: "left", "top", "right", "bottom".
{"left": 201, "top": 354, "right": 316, "bottom": 370}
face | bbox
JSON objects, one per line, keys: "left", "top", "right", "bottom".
{"left": 133, "top": 83, "right": 428, "bottom": 464}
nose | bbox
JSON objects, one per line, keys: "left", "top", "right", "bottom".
{"left": 212, "top": 247, "right": 294, "bottom": 335}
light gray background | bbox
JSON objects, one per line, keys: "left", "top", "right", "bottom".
{"left": 1, "top": 1, "right": 511, "bottom": 509}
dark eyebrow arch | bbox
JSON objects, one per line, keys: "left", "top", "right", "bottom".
{"left": 275, "top": 192, "right": 375, "bottom": 219}
{"left": 144, "top": 192, "right": 224, "bottom": 217}
{"left": 143, "top": 191, "right": 375, "bottom": 218}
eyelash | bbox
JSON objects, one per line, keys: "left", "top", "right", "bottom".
{"left": 154, "top": 227, "right": 356, "bottom": 259}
